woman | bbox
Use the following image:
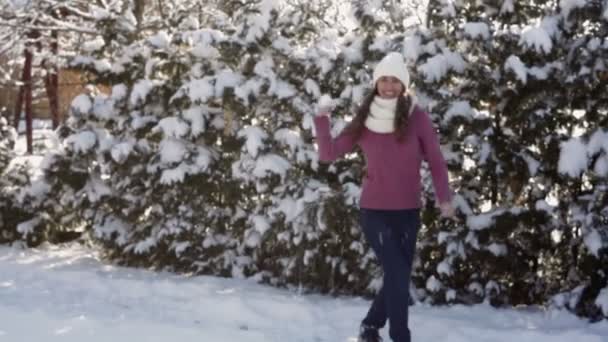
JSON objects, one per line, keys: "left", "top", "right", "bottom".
{"left": 314, "top": 52, "right": 455, "bottom": 342}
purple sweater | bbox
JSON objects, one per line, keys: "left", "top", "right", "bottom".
{"left": 314, "top": 107, "right": 451, "bottom": 210}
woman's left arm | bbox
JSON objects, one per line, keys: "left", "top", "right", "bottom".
{"left": 417, "top": 110, "right": 453, "bottom": 208}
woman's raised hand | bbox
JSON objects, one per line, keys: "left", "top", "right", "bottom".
{"left": 316, "top": 94, "right": 337, "bottom": 117}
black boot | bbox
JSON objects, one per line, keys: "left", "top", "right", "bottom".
{"left": 358, "top": 324, "right": 382, "bottom": 342}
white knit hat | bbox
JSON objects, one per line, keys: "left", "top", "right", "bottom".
{"left": 372, "top": 52, "right": 410, "bottom": 89}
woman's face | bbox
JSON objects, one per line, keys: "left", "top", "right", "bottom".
{"left": 376, "top": 76, "right": 405, "bottom": 99}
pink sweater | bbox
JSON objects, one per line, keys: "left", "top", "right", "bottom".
{"left": 314, "top": 108, "right": 451, "bottom": 210}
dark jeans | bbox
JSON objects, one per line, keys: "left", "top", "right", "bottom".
{"left": 360, "top": 208, "right": 420, "bottom": 342}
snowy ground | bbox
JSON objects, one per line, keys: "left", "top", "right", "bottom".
{"left": 4, "top": 120, "right": 608, "bottom": 341}
{"left": 1, "top": 244, "right": 607, "bottom": 342}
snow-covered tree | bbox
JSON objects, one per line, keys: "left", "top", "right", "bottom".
{"left": 0, "top": 117, "right": 15, "bottom": 171}
{"left": 39, "top": 1, "right": 338, "bottom": 285}
{"left": 2, "top": 0, "right": 605, "bottom": 320}
{"left": 0, "top": 0, "right": 93, "bottom": 154}
{"left": 43, "top": 0, "right": 438, "bottom": 295}
{"left": 414, "top": 0, "right": 608, "bottom": 316}
{"left": 545, "top": 1, "right": 608, "bottom": 319}
{"left": 553, "top": 129, "right": 608, "bottom": 320}
{"left": 0, "top": 116, "right": 40, "bottom": 245}
{"left": 0, "top": 116, "right": 19, "bottom": 243}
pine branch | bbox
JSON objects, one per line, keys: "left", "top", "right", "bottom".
{"left": 0, "top": 31, "right": 24, "bottom": 56}
{"left": 0, "top": 21, "right": 96, "bottom": 35}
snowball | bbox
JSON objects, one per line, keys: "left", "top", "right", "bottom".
{"left": 317, "top": 94, "right": 338, "bottom": 113}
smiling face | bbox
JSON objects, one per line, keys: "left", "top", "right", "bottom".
{"left": 376, "top": 76, "right": 405, "bottom": 99}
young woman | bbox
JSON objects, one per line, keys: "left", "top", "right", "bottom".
{"left": 314, "top": 52, "right": 455, "bottom": 342}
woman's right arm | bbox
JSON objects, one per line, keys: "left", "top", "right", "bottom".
{"left": 313, "top": 115, "right": 357, "bottom": 162}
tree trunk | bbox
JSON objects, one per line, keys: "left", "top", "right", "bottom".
{"left": 13, "top": 84, "right": 24, "bottom": 128}
{"left": 491, "top": 108, "right": 500, "bottom": 205}
{"left": 157, "top": 0, "right": 165, "bottom": 19}
{"left": 133, "top": 0, "right": 146, "bottom": 28}
{"left": 45, "top": 30, "right": 60, "bottom": 129}
{"left": 23, "top": 45, "right": 34, "bottom": 154}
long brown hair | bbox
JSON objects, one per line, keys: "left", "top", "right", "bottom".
{"left": 343, "top": 90, "right": 413, "bottom": 142}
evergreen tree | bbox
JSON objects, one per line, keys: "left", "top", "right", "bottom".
{"left": 0, "top": 116, "right": 17, "bottom": 242}
{"left": 0, "top": 116, "right": 38, "bottom": 244}
{"left": 416, "top": 0, "right": 608, "bottom": 316}
{"left": 2, "top": 0, "right": 605, "bottom": 320}
{"left": 547, "top": 1, "right": 608, "bottom": 320}
{"left": 45, "top": 0, "right": 431, "bottom": 295}
{"left": 0, "top": 117, "right": 15, "bottom": 172}
{"left": 42, "top": 0, "right": 365, "bottom": 290}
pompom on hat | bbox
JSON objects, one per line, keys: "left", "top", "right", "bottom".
{"left": 372, "top": 52, "right": 410, "bottom": 89}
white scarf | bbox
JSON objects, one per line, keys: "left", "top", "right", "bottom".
{"left": 364, "top": 95, "right": 416, "bottom": 133}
